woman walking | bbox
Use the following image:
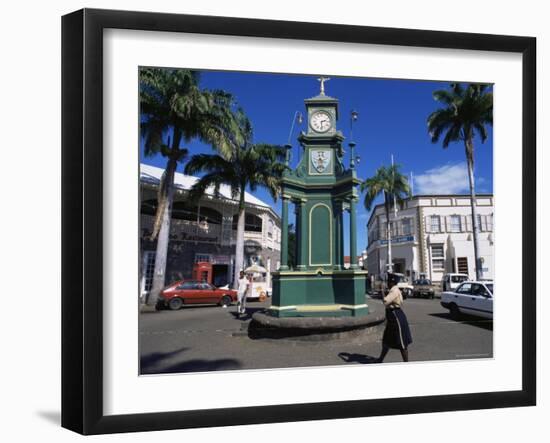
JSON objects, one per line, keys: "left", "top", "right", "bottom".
{"left": 377, "top": 273, "right": 413, "bottom": 363}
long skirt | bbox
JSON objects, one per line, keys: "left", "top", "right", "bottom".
{"left": 382, "top": 307, "right": 413, "bottom": 350}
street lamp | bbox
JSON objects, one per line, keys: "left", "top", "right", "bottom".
{"left": 349, "top": 110, "right": 360, "bottom": 169}
{"left": 285, "top": 111, "right": 303, "bottom": 166}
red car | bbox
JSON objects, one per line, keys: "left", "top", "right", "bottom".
{"left": 156, "top": 280, "right": 238, "bottom": 311}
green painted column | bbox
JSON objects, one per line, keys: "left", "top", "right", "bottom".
{"left": 340, "top": 204, "right": 345, "bottom": 267}
{"left": 297, "top": 200, "right": 307, "bottom": 269}
{"left": 350, "top": 198, "right": 359, "bottom": 269}
{"left": 333, "top": 201, "right": 342, "bottom": 270}
{"left": 294, "top": 201, "right": 302, "bottom": 269}
{"left": 280, "top": 196, "right": 289, "bottom": 270}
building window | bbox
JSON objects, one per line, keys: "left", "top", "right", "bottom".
{"left": 431, "top": 244, "right": 444, "bottom": 270}
{"left": 195, "top": 253, "right": 211, "bottom": 263}
{"left": 390, "top": 221, "right": 397, "bottom": 237}
{"left": 402, "top": 218, "right": 412, "bottom": 236}
{"left": 450, "top": 215, "right": 461, "bottom": 232}
{"left": 267, "top": 219, "right": 274, "bottom": 238}
{"left": 431, "top": 215, "right": 441, "bottom": 233}
{"left": 233, "top": 213, "right": 263, "bottom": 232}
{"left": 457, "top": 257, "right": 469, "bottom": 274}
{"left": 476, "top": 214, "right": 483, "bottom": 232}
{"left": 143, "top": 251, "right": 155, "bottom": 292}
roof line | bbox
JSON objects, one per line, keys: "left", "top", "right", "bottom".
{"left": 365, "top": 193, "right": 494, "bottom": 227}
{"left": 140, "top": 163, "right": 280, "bottom": 220}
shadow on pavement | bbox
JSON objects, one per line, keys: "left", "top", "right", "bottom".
{"left": 140, "top": 347, "right": 189, "bottom": 371}
{"left": 140, "top": 346, "right": 242, "bottom": 374}
{"left": 338, "top": 352, "right": 379, "bottom": 364}
{"left": 229, "top": 307, "right": 266, "bottom": 321}
{"left": 429, "top": 313, "right": 493, "bottom": 330}
{"left": 148, "top": 358, "right": 242, "bottom": 374}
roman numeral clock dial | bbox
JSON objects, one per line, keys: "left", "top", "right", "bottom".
{"left": 310, "top": 111, "right": 332, "bottom": 133}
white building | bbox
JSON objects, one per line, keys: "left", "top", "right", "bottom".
{"left": 140, "top": 164, "right": 281, "bottom": 297}
{"left": 366, "top": 194, "right": 494, "bottom": 284}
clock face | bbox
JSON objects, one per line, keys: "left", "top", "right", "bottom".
{"left": 310, "top": 111, "right": 332, "bottom": 133}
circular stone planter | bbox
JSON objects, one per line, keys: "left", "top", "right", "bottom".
{"left": 248, "top": 310, "right": 385, "bottom": 341}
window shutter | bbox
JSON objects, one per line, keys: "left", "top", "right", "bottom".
{"left": 425, "top": 216, "right": 431, "bottom": 233}
{"left": 465, "top": 216, "right": 472, "bottom": 232}
{"left": 482, "top": 215, "right": 488, "bottom": 232}
{"left": 460, "top": 215, "right": 466, "bottom": 232}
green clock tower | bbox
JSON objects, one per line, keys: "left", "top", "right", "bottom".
{"left": 269, "top": 78, "right": 369, "bottom": 318}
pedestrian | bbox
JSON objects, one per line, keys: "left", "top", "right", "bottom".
{"left": 377, "top": 272, "right": 413, "bottom": 363}
{"left": 236, "top": 270, "right": 249, "bottom": 316}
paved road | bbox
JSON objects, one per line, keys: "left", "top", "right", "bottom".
{"left": 139, "top": 296, "right": 492, "bottom": 374}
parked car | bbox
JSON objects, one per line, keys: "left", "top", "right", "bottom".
{"left": 394, "top": 272, "right": 413, "bottom": 299}
{"left": 376, "top": 273, "right": 413, "bottom": 299}
{"left": 441, "top": 281, "right": 494, "bottom": 319}
{"left": 156, "top": 280, "right": 238, "bottom": 311}
{"left": 412, "top": 279, "right": 435, "bottom": 299}
{"left": 441, "top": 273, "right": 469, "bottom": 292}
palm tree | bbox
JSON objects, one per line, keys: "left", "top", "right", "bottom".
{"left": 185, "top": 112, "right": 286, "bottom": 288}
{"left": 427, "top": 83, "right": 493, "bottom": 280}
{"left": 361, "top": 164, "right": 411, "bottom": 274}
{"left": 139, "top": 68, "right": 240, "bottom": 306}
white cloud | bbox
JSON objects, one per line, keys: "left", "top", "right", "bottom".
{"left": 414, "top": 162, "right": 479, "bottom": 195}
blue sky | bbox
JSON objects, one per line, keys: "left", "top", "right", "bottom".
{"left": 140, "top": 70, "right": 493, "bottom": 253}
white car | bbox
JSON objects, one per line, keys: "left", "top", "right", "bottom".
{"left": 441, "top": 273, "right": 469, "bottom": 292}
{"left": 441, "top": 281, "right": 494, "bottom": 319}
{"left": 393, "top": 272, "right": 414, "bottom": 299}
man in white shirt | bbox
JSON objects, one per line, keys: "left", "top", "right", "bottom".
{"left": 237, "top": 271, "right": 250, "bottom": 315}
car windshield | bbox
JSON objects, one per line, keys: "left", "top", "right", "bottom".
{"left": 416, "top": 279, "right": 431, "bottom": 285}
{"left": 485, "top": 284, "right": 494, "bottom": 294}
{"left": 452, "top": 275, "right": 468, "bottom": 283}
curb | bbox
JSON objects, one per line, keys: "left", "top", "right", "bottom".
{"left": 248, "top": 310, "right": 385, "bottom": 341}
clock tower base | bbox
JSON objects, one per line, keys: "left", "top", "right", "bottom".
{"left": 268, "top": 270, "right": 369, "bottom": 318}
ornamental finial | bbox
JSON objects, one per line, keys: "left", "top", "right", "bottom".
{"left": 317, "top": 76, "right": 330, "bottom": 95}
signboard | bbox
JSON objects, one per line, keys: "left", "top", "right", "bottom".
{"left": 379, "top": 235, "right": 415, "bottom": 245}
{"left": 211, "top": 255, "right": 231, "bottom": 265}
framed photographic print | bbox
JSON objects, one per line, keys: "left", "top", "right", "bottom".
{"left": 62, "top": 8, "right": 536, "bottom": 435}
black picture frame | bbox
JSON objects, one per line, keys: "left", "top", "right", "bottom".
{"left": 62, "top": 8, "right": 536, "bottom": 435}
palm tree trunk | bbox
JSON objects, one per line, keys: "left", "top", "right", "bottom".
{"left": 151, "top": 177, "right": 168, "bottom": 240}
{"left": 465, "top": 140, "right": 482, "bottom": 280}
{"left": 146, "top": 155, "right": 177, "bottom": 306}
{"left": 233, "top": 189, "right": 246, "bottom": 289}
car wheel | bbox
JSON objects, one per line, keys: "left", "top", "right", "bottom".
{"left": 220, "top": 295, "right": 232, "bottom": 308}
{"left": 449, "top": 303, "right": 460, "bottom": 319}
{"left": 168, "top": 298, "right": 183, "bottom": 311}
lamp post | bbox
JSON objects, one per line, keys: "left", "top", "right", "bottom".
{"left": 349, "top": 110, "right": 360, "bottom": 269}
{"left": 286, "top": 111, "right": 303, "bottom": 166}
{"left": 281, "top": 111, "right": 303, "bottom": 270}
{"left": 349, "top": 110, "right": 359, "bottom": 169}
